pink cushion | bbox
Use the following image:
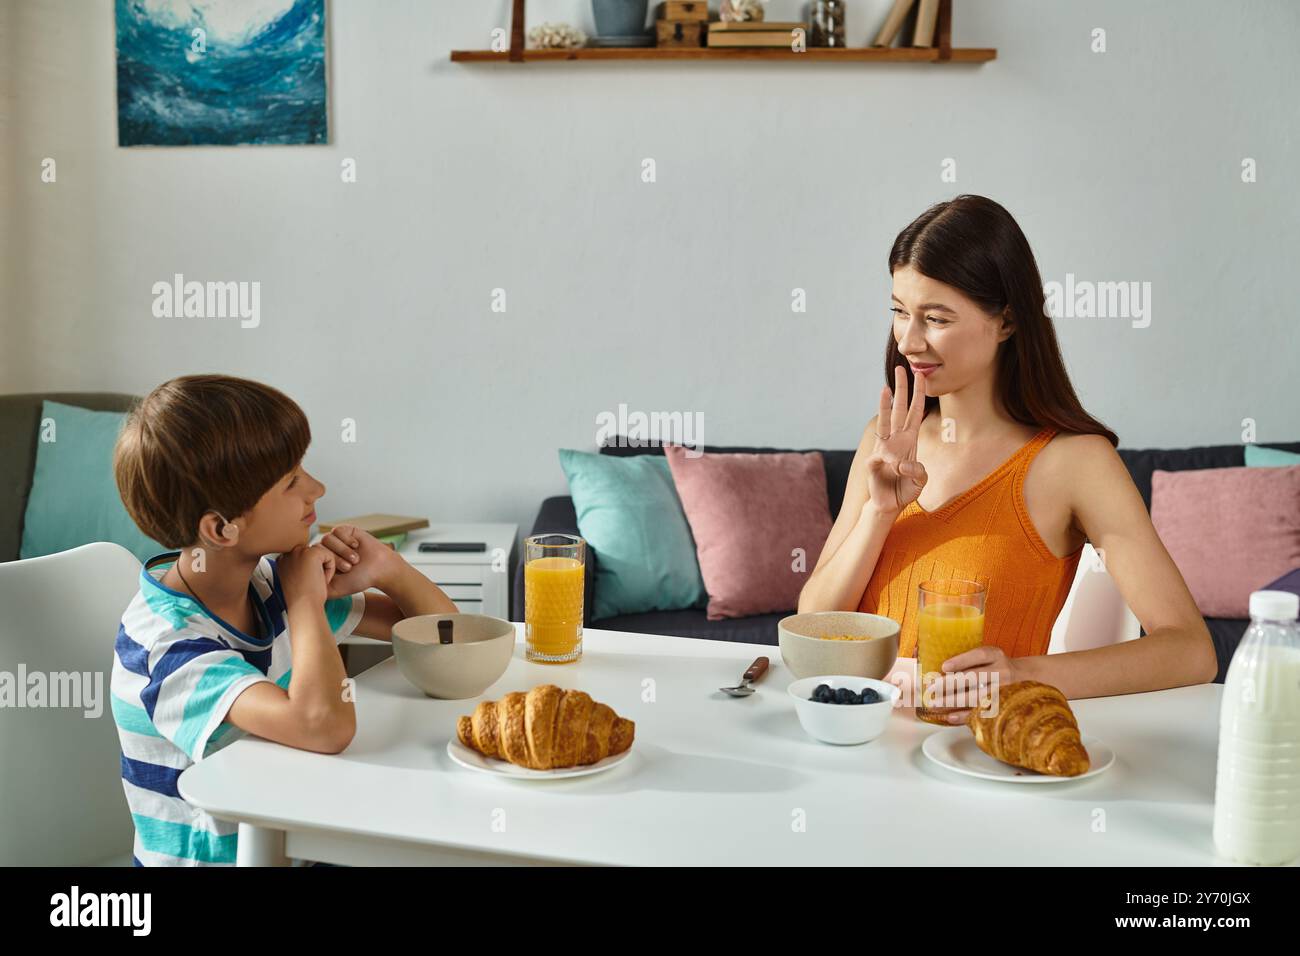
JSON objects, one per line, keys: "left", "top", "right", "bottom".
{"left": 663, "top": 446, "right": 833, "bottom": 620}
{"left": 1151, "top": 464, "right": 1300, "bottom": 617}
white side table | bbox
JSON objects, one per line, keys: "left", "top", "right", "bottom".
{"left": 341, "top": 523, "right": 517, "bottom": 648}
{"left": 398, "top": 522, "right": 516, "bottom": 617}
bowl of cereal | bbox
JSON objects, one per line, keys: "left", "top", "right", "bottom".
{"left": 777, "top": 611, "right": 900, "bottom": 680}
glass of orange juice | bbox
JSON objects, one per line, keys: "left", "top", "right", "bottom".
{"left": 916, "top": 578, "right": 987, "bottom": 725}
{"left": 524, "top": 533, "right": 585, "bottom": 664}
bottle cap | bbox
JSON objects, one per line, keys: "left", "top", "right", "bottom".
{"left": 1249, "top": 590, "right": 1299, "bottom": 621}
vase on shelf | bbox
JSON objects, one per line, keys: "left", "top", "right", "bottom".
{"left": 592, "top": 0, "right": 650, "bottom": 38}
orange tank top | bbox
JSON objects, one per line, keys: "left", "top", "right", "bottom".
{"left": 856, "top": 427, "right": 1083, "bottom": 660}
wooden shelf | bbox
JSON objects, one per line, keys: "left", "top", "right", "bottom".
{"left": 451, "top": 46, "right": 995, "bottom": 63}
{"left": 463, "top": 0, "right": 992, "bottom": 67}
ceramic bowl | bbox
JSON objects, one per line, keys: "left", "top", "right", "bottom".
{"left": 390, "top": 613, "right": 515, "bottom": 700}
{"left": 778, "top": 611, "right": 900, "bottom": 680}
{"left": 788, "top": 676, "right": 900, "bottom": 745}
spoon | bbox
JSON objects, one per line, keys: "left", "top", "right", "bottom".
{"left": 720, "top": 657, "right": 769, "bottom": 697}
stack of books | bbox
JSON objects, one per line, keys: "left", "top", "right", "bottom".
{"left": 707, "top": 20, "right": 806, "bottom": 48}
{"left": 315, "top": 513, "right": 430, "bottom": 551}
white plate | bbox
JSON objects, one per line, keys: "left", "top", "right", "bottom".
{"left": 446, "top": 737, "right": 632, "bottom": 779}
{"left": 922, "top": 729, "right": 1113, "bottom": 783}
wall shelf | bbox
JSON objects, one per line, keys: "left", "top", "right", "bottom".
{"left": 451, "top": 0, "right": 994, "bottom": 66}
{"left": 450, "top": 46, "right": 995, "bottom": 64}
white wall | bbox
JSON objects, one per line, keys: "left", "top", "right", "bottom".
{"left": 2, "top": 0, "right": 1298, "bottom": 544}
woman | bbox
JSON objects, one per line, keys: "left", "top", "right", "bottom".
{"left": 798, "top": 195, "right": 1216, "bottom": 723}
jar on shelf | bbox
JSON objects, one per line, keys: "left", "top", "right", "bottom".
{"left": 808, "top": 0, "right": 846, "bottom": 48}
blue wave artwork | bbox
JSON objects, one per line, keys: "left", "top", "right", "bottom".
{"left": 116, "top": 0, "right": 328, "bottom": 146}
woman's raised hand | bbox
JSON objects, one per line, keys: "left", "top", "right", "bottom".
{"left": 865, "top": 364, "right": 930, "bottom": 514}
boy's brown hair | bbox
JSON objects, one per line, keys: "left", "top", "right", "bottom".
{"left": 113, "top": 375, "right": 311, "bottom": 548}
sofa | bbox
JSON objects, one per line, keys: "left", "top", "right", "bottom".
{"left": 513, "top": 438, "right": 1300, "bottom": 684}
{"left": 0, "top": 392, "right": 141, "bottom": 563}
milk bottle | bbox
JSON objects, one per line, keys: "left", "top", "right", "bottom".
{"left": 1212, "top": 589, "right": 1300, "bottom": 865}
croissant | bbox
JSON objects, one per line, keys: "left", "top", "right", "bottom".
{"left": 965, "top": 680, "right": 1090, "bottom": 777}
{"left": 456, "top": 684, "right": 635, "bottom": 770}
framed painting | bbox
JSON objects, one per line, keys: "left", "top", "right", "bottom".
{"left": 116, "top": 0, "right": 328, "bottom": 147}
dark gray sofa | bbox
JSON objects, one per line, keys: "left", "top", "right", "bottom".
{"left": 513, "top": 438, "right": 1300, "bottom": 684}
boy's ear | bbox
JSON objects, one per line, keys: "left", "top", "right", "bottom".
{"left": 196, "top": 512, "right": 239, "bottom": 548}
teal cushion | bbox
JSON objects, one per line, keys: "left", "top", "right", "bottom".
{"left": 1245, "top": 445, "right": 1300, "bottom": 467}
{"left": 558, "top": 449, "right": 706, "bottom": 620}
{"left": 19, "top": 400, "right": 164, "bottom": 562}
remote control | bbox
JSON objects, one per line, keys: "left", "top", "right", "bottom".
{"left": 417, "top": 542, "right": 487, "bottom": 553}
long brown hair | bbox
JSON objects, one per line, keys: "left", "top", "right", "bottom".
{"left": 886, "top": 194, "right": 1118, "bottom": 447}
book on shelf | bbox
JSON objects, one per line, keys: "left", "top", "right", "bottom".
{"left": 708, "top": 20, "right": 806, "bottom": 32}
{"left": 872, "top": 0, "right": 916, "bottom": 47}
{"left": 707, "top": 21, "right": 806, "bottom": 48}
{"left": 707, "top": 31, "right": 804, "bottom": 47}
{"left": 911, "top": 0, "right": 941, "bottom": 46}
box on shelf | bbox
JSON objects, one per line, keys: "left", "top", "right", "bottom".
{"left": 655, "top": 1, "right": 709, "bottom": 21}
{"left": 656, "top": 19, "right": 707, "bottom": 47}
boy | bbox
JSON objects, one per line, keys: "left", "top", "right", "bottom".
{"left": 110, "top": 374, "right": 457, "bottom": 866}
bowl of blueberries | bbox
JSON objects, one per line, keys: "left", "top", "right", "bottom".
{"left": 787, "top": 675, "right": 900, "bottom": 745}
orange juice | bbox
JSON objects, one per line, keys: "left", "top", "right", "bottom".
{"left": 524, "top": 556, "right": 584, "bottom": 663}
{"left": 916, "top": 602, "right": 984, "bottom": 723}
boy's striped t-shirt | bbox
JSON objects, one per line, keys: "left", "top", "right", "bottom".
{"left": 111, "top": 551, "right": 364, "bottom": 866}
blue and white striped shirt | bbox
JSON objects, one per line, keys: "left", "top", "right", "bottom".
{"left": 111, "top": 551, "right": 364, "bottom": 866}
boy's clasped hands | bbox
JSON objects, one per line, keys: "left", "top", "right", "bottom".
{"left": 276, "top": 525, "right": 405, "bottom": 606}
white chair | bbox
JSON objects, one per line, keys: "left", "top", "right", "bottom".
{"left": 0, "top": 542, "right": 141, "bottom": 865}
{"left": 1048, "top": 542, "right": 1141, "bottom": 654}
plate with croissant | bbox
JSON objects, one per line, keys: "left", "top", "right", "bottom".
{"left": 450, "top": 684, "right": 636, "bottom": 779}
{"left": 922, "top": 680, "right": 1114, "bottom": 783}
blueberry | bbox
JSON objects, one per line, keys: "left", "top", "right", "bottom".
{"left": 813, "top": 683, "right": 830, "bottom": 699}
{"left": 836, "top": 687, "right": 854, "bottom": 704}
{"left": 862, "top": 688, "right": 881, "bottom": 704}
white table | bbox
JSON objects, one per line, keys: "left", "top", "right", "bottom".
{"left": 178, "top": 625, "right": 1249, "bottom": 867}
